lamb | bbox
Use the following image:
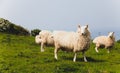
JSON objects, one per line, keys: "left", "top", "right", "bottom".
{"left": 93, "top": 32, "right": 115, "bottom": 53}
{"left": 35, "top": 30, "right": 54, "bottom": 52}
{"left": 53, "top": 25, "right": 91, "bottom": 62}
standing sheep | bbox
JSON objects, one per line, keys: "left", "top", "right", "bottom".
{"left": 93, "top": 32, "right": 115, "bottom": 53}
{"left": 35, "top": 30, "right": 54, "bottom": 52}
{"left": 53, "top": 25, "right": 91, "bottom": 62}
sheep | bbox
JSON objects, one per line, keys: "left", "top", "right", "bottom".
{"left": 93, "top": 32, "right": 115, "bottom": 53}
{"left": 53, "top": 25, "right": 91, "bottom": 62}
{"left": 35, "top": 30, "right": 54, "bottom": 52}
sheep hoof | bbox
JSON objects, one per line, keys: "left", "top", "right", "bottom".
{"left": 54, "top": 59, "right": 58, "bottom": 61}
{"left": 84, "top": 60, "right": 88, "bottom": 62}
{"left": 107, "top": 51, "right": 110, "bottom": 53}
{"left": 95, "top": 50, "right": 99, "bottom": 53}
{"left": 41, "top": 50, "right": 44, "bottom": 52}
{"left": 73, "top": 60, "right": 76, "bottom": 62}
{"left": 55, "top": 56, "right": 58, "bottom": 60}
{"left": 95, "top": 48, "right": 99, "bottom": 53}
{"left": 84, "top": 59, "right": 88, "bottom": 62}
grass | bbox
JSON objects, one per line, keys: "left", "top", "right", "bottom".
{"left": 0, "top": 32, "right": 120, "bottom": 73}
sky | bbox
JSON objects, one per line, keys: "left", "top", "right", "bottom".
{"left": 0, "top": 0, "right": 120, "bottom": 40}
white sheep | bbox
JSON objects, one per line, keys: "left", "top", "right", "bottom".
{"left": 93, "top": 32, "right": 115, "bottom": 53}
{"left": 35, "top": 30, "right": 54, "bottom": 52}
{"left": 53, "top": 25, "right": 91, "bottom": 62}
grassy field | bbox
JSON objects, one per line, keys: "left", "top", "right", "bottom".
{"left": 0, "top": 33, "right": 120, "bottom": 73}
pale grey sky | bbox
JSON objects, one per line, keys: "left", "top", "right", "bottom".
{"left": 0, "top": 0, "right": 120, "bottom": 39}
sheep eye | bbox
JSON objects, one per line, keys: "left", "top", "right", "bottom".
{"left": 39, "top": 37, "right": 41, "bottom": 39}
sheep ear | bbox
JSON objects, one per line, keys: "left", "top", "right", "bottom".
{"left": 86, "top": 24, "right": 88, "bottom": 28}
{"left": 78, "top": 24, "right": 80, "bottom": 28}
{"left": 113, "top": 32, "right": 114, "bottom": 34}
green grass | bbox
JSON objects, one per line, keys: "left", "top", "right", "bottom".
{"left": 0, "top": 33, "right": 120, "bottom": 73}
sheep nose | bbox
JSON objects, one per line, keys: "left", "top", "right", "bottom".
{"left": 82, "top": 33, "right": 84, "bottom": 35}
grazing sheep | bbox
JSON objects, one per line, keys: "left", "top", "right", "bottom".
{"left": 93, "top": 32, "right": 115, "bottom": 53}
{"left": 35, "top": 30, "right": 54, "bottom": 52}
{"left": 53, "top": 25, "right": 91, "bottom": 62}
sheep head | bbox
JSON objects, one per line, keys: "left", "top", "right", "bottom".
{"left": 77, "top": 24, "right": 89, "bottom": 36}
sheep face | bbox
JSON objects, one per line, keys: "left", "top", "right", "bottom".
{"left": 108, "top": 32, "right": 114, "bottom": 38}
{"left": 77, "top": 25, "right": 89, "bottom": 36}
{"left": 35, "top": 35, "right": 42, "bottom": 44}
{"left": 37, "top": 36, "right": 42, "bottom": 43}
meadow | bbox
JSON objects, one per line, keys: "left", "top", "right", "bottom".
{"left": 0, "top": 33, "right": 120, "bottom": 73}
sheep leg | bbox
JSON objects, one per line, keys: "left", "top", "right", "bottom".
{"left": 95, "top": 47, "right": 99, "bottom": 53}
{"left": 41, "top": 43, "right": 44, "bottom": 52}
{"left": 105, "top": 46, "right": 110, "bottom": 53}
{"left": 73, "top": 53, "right": 77, "bottom": 62}
{"left": 54, "top": 47, "right": 59, "bottom": 60}
{"left": 82, "top": 52, "right": 87, "bottom": 62}
{"left": 107, "top": 48, "right": 110, "bottom": 53}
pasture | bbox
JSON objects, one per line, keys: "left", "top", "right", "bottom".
{"left": 0, "top": 33, "right": 120, "bottom": 73}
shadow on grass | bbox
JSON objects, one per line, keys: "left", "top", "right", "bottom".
{"left": 62, "top": 56, "right": 106, "bottom": 62}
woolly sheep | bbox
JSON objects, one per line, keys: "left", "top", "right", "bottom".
{"left": 35, "top": 30, "right": 54, "bottom": 52}
{"left": 93, "top": 32, "right": 115, "bottom": 53}
{"left": 53, "top": 25, "right": 91, "bottom": 62}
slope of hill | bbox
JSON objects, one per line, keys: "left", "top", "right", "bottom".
{"left": 0, "top": 18, "right": 30, "bottom": 35}
{"left": 0, "top": 33, "right": 120, "bottom": 73}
